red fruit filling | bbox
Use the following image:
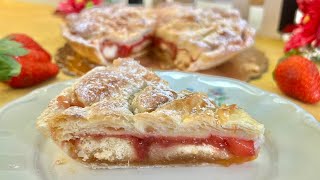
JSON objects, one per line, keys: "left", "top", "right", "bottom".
{"left": 100, "top": 36, "right": 152, "bottom": 59}
{"left": 153, "top": 37, "right": 178, "bottom": 60}
{"left": 100, "top": 36, "right": 195, "bottom": 65}
{"left": 79, "top": 134, "right": 255, "bottom": 161}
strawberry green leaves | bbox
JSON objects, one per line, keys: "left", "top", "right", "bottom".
{"left": 0, "top": 38, "right": 29, "bottom": 57}
{"left": 279, "top": 49, "right": 301, "bottom": 63}
{"left": 0, "top": 37, "right": 28, "bottom": 81}
{"left": 0, "top": 55, "right": 21, "bottom": 81}
{"left": 281, "top": 47, "right": 320, "bottom": 64}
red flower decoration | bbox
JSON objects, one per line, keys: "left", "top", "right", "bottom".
{"left": 56, "top": 0, "right": 103, "bottom": 15}
{"left": 285, "top": 0, "right": 320, "bottom": 52}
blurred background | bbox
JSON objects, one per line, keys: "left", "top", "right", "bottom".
{"left": 15, "top": 0, "right": 301, "bottom": 40}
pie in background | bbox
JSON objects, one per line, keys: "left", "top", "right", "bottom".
{"left": 37, "top": 58, "right": 264, "bottom": 169}
{"left": 62, "top": 3, "right": 254, "bottom": 72}
{"left": 63, "top": 4, "right": 156, "bottom": 65}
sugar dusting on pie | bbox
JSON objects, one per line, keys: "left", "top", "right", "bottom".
{"left": 37, "top": 58, "right": 264, "bottom": 169}
{"left": 155, "top": 3, "right": 254, "bottom": 71}
{"left": 62, "top": 3, "right": 254, "bottom": 72}
{"left": 63, "top": 4, "right": 156, "bottom": 64}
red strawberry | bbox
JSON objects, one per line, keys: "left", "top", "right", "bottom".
{"left": 0, "top": 34, "right": 59, "bottom": 88}
{"left": 8, "top": 34, "right": 51, "bottom": 61}
{"left": 274, "top": 55, "right": 320, "bottom": 104}
{"left": 16, "top": 49, "right": 51, "bottom": 63}
{"left": 8, "top": 59, "right": 59, "bottom": 88}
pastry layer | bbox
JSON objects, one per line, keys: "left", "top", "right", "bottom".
{"left": 61, "top": 135, "right": 257, "bottom": 168}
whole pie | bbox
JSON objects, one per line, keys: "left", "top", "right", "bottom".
{"left": 37, "top": 58, "right": 265, "bottom": 169}
{"left": 63, "top": 3, "right": 254, "bottom": 71}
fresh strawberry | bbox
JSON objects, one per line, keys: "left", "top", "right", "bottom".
{"left": 8, "top": 34, "right": 51, "bottom": 61}
{"left": 0, "top": 34, "right": 59, "bottom": 88}
{"left": 274, "top": 55, "right": 320, "bottom": 104}
{"left": 16, "top": 49, "right": 51, "bottom": 63}
{"left": 8, "top": 59, "right": 59, "bottom": 88}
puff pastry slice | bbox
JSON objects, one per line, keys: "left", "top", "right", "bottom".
{"left": 37, "top": 58, "right": 264, "bottom": 169}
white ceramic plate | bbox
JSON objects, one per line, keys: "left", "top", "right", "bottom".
{"left": 0, "top": 71, "right": 319, "bottom": 180}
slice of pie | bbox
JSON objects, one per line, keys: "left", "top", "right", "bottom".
{"left": 37, "top": 58, "right": 264, "bottom": 169}
{"left": 63, "top": 4, "right": 156, "bottom": 65}
{"left": 154, "top": 3, "right": 255, "bottom": 71}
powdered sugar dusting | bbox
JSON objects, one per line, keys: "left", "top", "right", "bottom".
{"left": 66, "top": 4, "right": 156, "bottom": 43}
{"left": 41, "top": 58, "right": 264, "bottom": 145}
{"left": 73, "top": 58, "right": 166, "bottom": 108}
{"left": 156, "top": 3, "right": 254, "bottom": 50}
{"left": 131, "top": 84, "right": 177, "bottom": 113}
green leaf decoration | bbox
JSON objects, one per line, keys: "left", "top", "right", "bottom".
{"left": 85, "top": 1, "right": 94, "bottom": 9}
{"left": 0, "top": 38, "right": 28, "bottom": 57}
{"left": 0, "top": 54, "right": 21, "bottom": 81}
{"left": 0, "top": 36, "right": 29, "bottom": 81}
{"left": 279, "top": 49, "right": 301, "bottom": 63}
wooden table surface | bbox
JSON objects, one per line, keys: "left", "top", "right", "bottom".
{"left": 0, "top": 0, "right": 319, "bottom": 120}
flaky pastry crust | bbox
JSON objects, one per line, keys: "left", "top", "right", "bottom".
{"left": 38, "top": 58, "right": 263, "bottom": 141}
{"left": 37, "top": 58, "right": 264, "bottom": 168}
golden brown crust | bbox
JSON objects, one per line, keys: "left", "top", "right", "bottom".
{"left": 37, "top": 58, "right": 264, "bottom": 140}
{"left": 62, "top": 30, "right": 104, "bottom": 65}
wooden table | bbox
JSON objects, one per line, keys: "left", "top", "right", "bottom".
{"left": 0, "top": 0, "right": 319, "bottom": 120}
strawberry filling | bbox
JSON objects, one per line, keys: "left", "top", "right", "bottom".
{"left": 100, "top": 36, "right": 194, "bottom": 65}
{"left": 75, "top": 134, "right": 255, "bottom": 161}
{"left": 153, "top": 37, "right": 178, "bottom": 60}
{"left": 101, "top": 36, "right": 152, "bottom": 60}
